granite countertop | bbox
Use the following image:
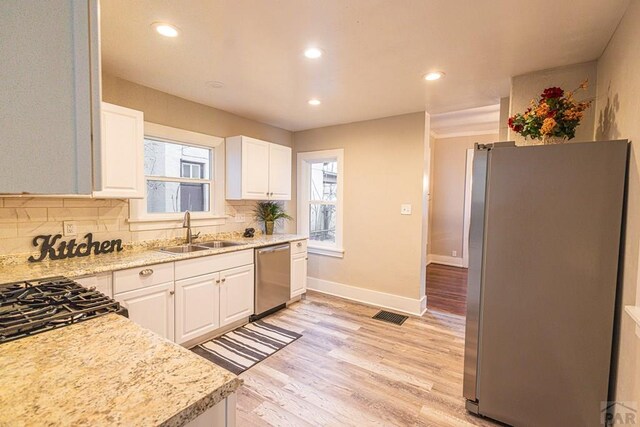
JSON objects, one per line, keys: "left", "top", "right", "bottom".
{"left": 0, "top": 313, "right": 242, "bottom": 427}
{"left": 0, "top": 233, "right": 307, "bottom": 285}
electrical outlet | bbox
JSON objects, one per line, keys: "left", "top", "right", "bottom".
{"left": 400, "top": 204, "right": 412, "bottom": 215}
{"left": 235, "top": 213, "right": 246, "bottom": 223}
{"left": 63, "top": 221, "right": 77, "bottom": 236}
{"left": 452, "top": 250, "right": 457, "bottom": 257}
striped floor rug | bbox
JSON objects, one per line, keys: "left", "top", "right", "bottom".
{"left": 191, "top": 320, "right": 302, "bottom": 375}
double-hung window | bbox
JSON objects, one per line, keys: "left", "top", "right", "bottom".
{"left": 129, "top": 123, "right": 225, "bottom": 229}
{"left": 297, "top": 149, "right": 344, "bottom": 257}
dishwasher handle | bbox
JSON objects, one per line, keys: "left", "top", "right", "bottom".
{"left": 256, "top": 244, "right": 290, "bottom": 255}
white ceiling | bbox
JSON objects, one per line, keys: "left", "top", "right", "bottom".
{"left": 100, "top": 0, "right": 629, "bottom": 132}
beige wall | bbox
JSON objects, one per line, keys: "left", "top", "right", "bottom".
{"left": 498, "top": 97, "right": 510, "bottom": 141}
{"left": 429, "top": 133, "right": 498, "bottom": 259}
{"left": 0, "top": 75, "right": 295, "bottom": 256}
{"left": 293, "top": 112, "right": 426, "bottom": 300}
{"left": 509, "top": 61, "right": 597, "bottom": 145}
{"left": 595, "top": 0, "right": 640, "bottom": 408}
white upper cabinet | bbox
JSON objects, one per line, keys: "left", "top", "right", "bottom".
{"left": 268, "top": 143, "right": 293, "bottom": 200}
{"left": 226, "top": 136, "right": 292, "bottom": 200}
{"left": 93, "top": 102, "right": 144, "bottom": 198}
{"left": 0, "top": 0, "right": 101, "bottom": 195}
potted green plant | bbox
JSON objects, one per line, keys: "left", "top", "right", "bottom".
{"left": 253, "top": 201, "right": 292, "bottom": 235}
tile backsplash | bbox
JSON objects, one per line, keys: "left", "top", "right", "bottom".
{"left": 0, "top": 198, "right": 264, "bottom": 257}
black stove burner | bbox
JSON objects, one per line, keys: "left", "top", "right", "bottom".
{"left": 0, "top": 277, "right": 127, "bottom": 343}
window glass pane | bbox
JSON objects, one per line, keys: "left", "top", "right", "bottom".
{"left": 147, "top": 180, "right": 210, "bottom": 213}
{"left": 310, "top": 161, "right": 337, "bottom": 202}
{"left": 144, "top": 139, "right": 211, "bottom": 179}
{"left": 309, "top": 204, "right": 336, "bottom": 243}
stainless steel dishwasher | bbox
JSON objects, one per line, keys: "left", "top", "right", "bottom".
{"left": 252, "top": 244, "right": 291, "bottom": 321}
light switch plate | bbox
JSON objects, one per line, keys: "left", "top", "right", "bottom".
{"left": 63, "top": 221, "right": 77, "bottom": 236}
{"left": 400, "top": 204, "right": 412, "bottom": 215}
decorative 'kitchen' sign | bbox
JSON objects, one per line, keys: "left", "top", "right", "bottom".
{"left": 28, "top": 233, "right": 123, "bottom": 263}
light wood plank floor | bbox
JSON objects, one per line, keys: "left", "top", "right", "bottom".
{"left": 236, "top": 291, "right": 499, "bottom": 426}
{"left": 426, "top": 264, "right": 469, "bottom": 316}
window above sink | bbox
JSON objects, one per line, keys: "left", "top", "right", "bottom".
{"left": 129, "top": 123, "right": 226, "bottom": 231}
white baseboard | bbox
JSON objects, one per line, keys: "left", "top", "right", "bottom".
{"left": 427, "top": 254, "right": 465, "bottom": 268}
{"left": 307, "top": 277, "right": 426, "bottom": 316}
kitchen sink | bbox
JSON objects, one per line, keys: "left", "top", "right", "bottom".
{"left": 159, "top": 244, "right": 211, "bottom": 254}
{"left": 198, "top": 240, "right": 245, "bottom": 248}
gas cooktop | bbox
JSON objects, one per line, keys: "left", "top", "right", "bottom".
{"left": 0, "top": 276, "right": 126, "bottom": 343}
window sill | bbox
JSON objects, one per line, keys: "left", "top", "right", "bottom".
{"left": 127, "top": 215, "right": 228, "bottom": 231}
{"left": 308, "top": 245, "right": 345, "bottom": 258}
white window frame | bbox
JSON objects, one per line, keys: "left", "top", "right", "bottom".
{"left": 128, "top": 122, "right": 226, "bottom": 231}
{"left": 297, "top": 149, "right": 344, "bottom": 258}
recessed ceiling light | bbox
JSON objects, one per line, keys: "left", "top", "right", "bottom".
{"left": 424, "top": 71, "right": 445, "bottom": 81}
{"left": 308, "top": 99, "right": 321, "bottom": 106}
{"left": 152, "top": 22, "right": 180, "bottom": 38}
{"left": 304, "top": 48, "right": 323, "bottom": 59}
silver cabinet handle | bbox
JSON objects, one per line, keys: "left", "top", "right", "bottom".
{"left": 169, "top": 290, "right": 175, "bottom": 295}
{"left": 221, "top": 278, "right": 226, "bottom": 282}
{"left": 216, "top": 279, "right": 221, "bottom": 284}
{"left": 297, "top": 242, "right": 302, "bottom": 247}
{"left": 139, "top": 269, "right": 154, "bottom": 277}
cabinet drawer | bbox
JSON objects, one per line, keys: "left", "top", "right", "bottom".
{"left": 74, "top": 273, "right": 113, "bottom": 298}
{"left": 113, "top": 262, "right": 174, "bottom": 295}
{"left": 175, "top": 249, "right": 254, "bottom": 281}
{"left": 291, "top": 240, "right": 307, "bottom": 255}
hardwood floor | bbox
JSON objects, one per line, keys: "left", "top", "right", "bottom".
{"left": 426, "top": 263, "right": 469, "bottom": 316}
{"left": 236, "top": 291, "right": 499, "bottom": 427}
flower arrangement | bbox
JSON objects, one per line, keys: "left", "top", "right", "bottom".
{"left": 508, "top": 80, "right": 593, "bottom": 144}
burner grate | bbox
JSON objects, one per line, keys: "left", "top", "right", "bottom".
{"left": 0, "top": 276, "right": 125, "bottom": 343}
{"left": 372, "top": 310, "right": 409, "bottom": 326}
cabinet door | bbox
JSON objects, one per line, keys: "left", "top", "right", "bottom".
{"left": 115, "top": 282, "right": 175, "bottom": 341}
{"left": 241, "top": 137, "right": 270, "bottom": 199}
{"left": 175, "top": 273, "right": 220, "bottom": 345}
{"left": 291, "top": 252, "right": 308, "bottom": 298}
{"left": 268, "top": 144, "right": 292, "bottom": 200}
{"left": 94, "top": 103, "right": 144, "bottom": 198}
{"left": 0, "top": 0, "right": 98, "bottom": 195}
{"left": 220, "top": 264, "right": 255, "bottom": 327}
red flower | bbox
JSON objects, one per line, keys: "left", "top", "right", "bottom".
{"left": 508, "top": 117, "right": 515, "bottom": 129}
{"left": 513, "top": 124, "right": 523, "bottom": 132}
{"left": 541, "top": 87, "right": 564, "bottom": 99}
{"left": 547, "top": 110, "right": 557, "bottom": 118}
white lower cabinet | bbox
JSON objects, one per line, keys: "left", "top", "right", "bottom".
{"left": 290, "top": 253, "right": 308, "bottom": 298}
{"left": 115, "top": 282, "right": 175, "bottom": 342}
{"left": 186, "top": 393, "right": 236, "bottom": 427}
{"left": 290, "top": 240, "right": 308, "bottom": 298}
{"left": 220, "top": 264, "right": 255, "bottom": 327}
{"left": 110, "top": 248, "right": 261, "bottom": 346}
{"left": 175, "top": 272, "right": 221, "bottom": 345}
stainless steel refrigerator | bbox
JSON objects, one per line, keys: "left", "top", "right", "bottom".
{"left": 463, "top": 140, "right": 628, "bottom": 426}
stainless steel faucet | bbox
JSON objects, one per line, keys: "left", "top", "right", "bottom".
{"left": 183, "top": 211, "right": 200, "bottom": 244}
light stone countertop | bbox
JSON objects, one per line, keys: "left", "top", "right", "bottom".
{"left": 0, "top": 233, "right": 307, "bottom": 285}
{"left": 0, "top": 313, "right": 242, "bottom": 427}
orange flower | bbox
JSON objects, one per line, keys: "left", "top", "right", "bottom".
{"left": 563, "top": 108, "right": 583, "bottom": 121}
{"left": 541, "top": 118, "right": 557, "bottom": 135}
{"left": 535, "top": 102, "right": 550, "bottom": 118}
{"left": 579, "top": 79, "right": 589, "bottom": 90}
